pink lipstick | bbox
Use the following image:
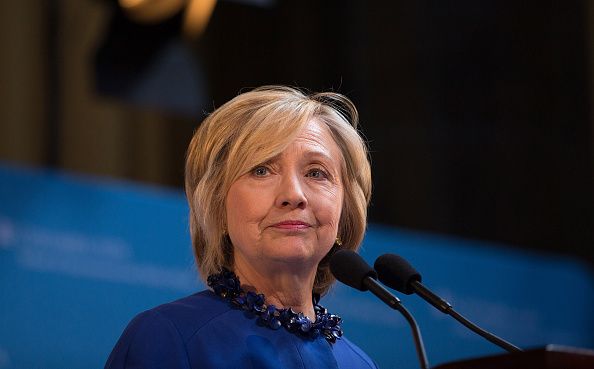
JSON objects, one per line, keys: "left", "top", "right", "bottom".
{"left": 271, "top": 220, "right": 312, "bottom": 230}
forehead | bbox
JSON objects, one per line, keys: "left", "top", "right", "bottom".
{"left": 279, "top": 119, "right": 343, "bottom": 163}
{"left": 228, "top": 116, "right": 345, "bottom": 183}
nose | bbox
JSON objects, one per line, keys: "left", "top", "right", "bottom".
{"left": 275, "top": 173, "right": 307, "bottom": 209}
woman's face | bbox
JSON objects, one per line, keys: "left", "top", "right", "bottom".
{"left": 226, "top": 119, "right": 344, "bottom": 274}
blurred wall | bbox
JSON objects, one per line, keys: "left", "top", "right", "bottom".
{"left": 0, "top": 1, "right": 194, "bottom": 186}
{"left": 0, "top": 1, "right": 593, "bottom": 262}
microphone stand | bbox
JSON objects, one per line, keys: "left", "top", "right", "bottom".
{"left": 364, "top": 278, "right": 430, "bottom": 369}
{"left": 411, "top": 280, "right": 522, "bottom": 353}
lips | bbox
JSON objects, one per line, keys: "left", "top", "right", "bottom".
{"left": 271, "top": 220, "right": 312, "bottom": 230}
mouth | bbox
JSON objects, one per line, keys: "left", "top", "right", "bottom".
{"left": 270, "top": 220, "right": 312, "bottom": 230}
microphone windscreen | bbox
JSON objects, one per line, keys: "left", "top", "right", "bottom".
{"left": 374, "top": 254, "right": 422, "bottom": 295}
{"left": 330, "top": 249, "right": 378, "bottom": 291}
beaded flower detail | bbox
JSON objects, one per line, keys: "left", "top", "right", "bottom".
{"left": 207, "top": 269, "right": 343, "bottom": 344}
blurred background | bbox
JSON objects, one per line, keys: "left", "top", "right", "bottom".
{"left": 0, "top": 1, "right": 593, "bottom": 368}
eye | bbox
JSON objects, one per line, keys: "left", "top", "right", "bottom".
{"left": 252, "top": 166, "right": 269, "bottom": 177}
{"left": 306, "top": 168, "right": 328, "bottom": 180}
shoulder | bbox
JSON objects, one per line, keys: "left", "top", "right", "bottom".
{"left": 148, "top": 290, "right": 233, "bottom": 341}
{"left": 105, "top": 290, "right": 231, "bottom": 369}
{"left": 333, "top": 336, "right": 380, "bottom": 369}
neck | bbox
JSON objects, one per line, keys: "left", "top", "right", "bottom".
{"left": 233, "top": 257, "right": 317, "bottom": 320}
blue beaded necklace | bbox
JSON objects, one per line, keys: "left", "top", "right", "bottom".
{"left": 207, "top": 268, "right": 343, "bottom": 344}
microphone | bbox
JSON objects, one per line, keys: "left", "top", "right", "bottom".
{"left": 374, "top": 253, "right": 523, "bottom": 353}
{"left": 330, "top": 249, "right": 430, "bottom": 369}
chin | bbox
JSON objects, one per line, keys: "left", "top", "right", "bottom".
{"left": 265, "top": 240, "right": 329, "bottom": 266}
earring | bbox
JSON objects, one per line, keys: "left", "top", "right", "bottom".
{"left": 335, "top": 237, "right": 343, "bottom": 247}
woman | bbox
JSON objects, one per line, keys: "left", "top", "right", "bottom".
{"left": 105, "top": 86, "right": 375, "bottom": 369}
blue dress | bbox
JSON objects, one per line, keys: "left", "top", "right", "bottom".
{"left": 105, "top": 290, "right": 379, "bottom": 369}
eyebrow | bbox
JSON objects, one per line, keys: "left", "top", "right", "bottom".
{"left": 301, "top": 150, "right": 338, "bottom": 164}
{"left": 256, "top": 149, "right": 342, "bottom": 179}
{"left": 265, "top": 148, "right": 341, "bottom": 168}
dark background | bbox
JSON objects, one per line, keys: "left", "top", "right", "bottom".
{"left": 1, "top": 0, "right": 592, "bottom": 263}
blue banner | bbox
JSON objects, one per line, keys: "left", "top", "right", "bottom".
{"left": 1, "top": 164, "right": 592, "bottom": 369}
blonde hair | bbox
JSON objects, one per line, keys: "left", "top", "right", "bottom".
{"left": 185, "top": 86, "right": 371, "bottom": 295}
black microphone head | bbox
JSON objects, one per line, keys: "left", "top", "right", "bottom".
{"left": 330, "top": 249, "right": 378, "bottom": 291}
{"left": 374, "top": 253, "right": 422, "bottom": 295}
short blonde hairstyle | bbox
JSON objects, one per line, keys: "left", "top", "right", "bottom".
{"left": 185, "top": 86, "right": 371, "bottom": 295}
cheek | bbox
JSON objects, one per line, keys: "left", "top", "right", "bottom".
{"left": 316, "top": 193, "right": 343, "bottom": 257}
{"left": 226, "top": 182, "right": 270, "bottom": 230}
{"left": 315, "top": 187, "right": 344, "bottom": 229}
